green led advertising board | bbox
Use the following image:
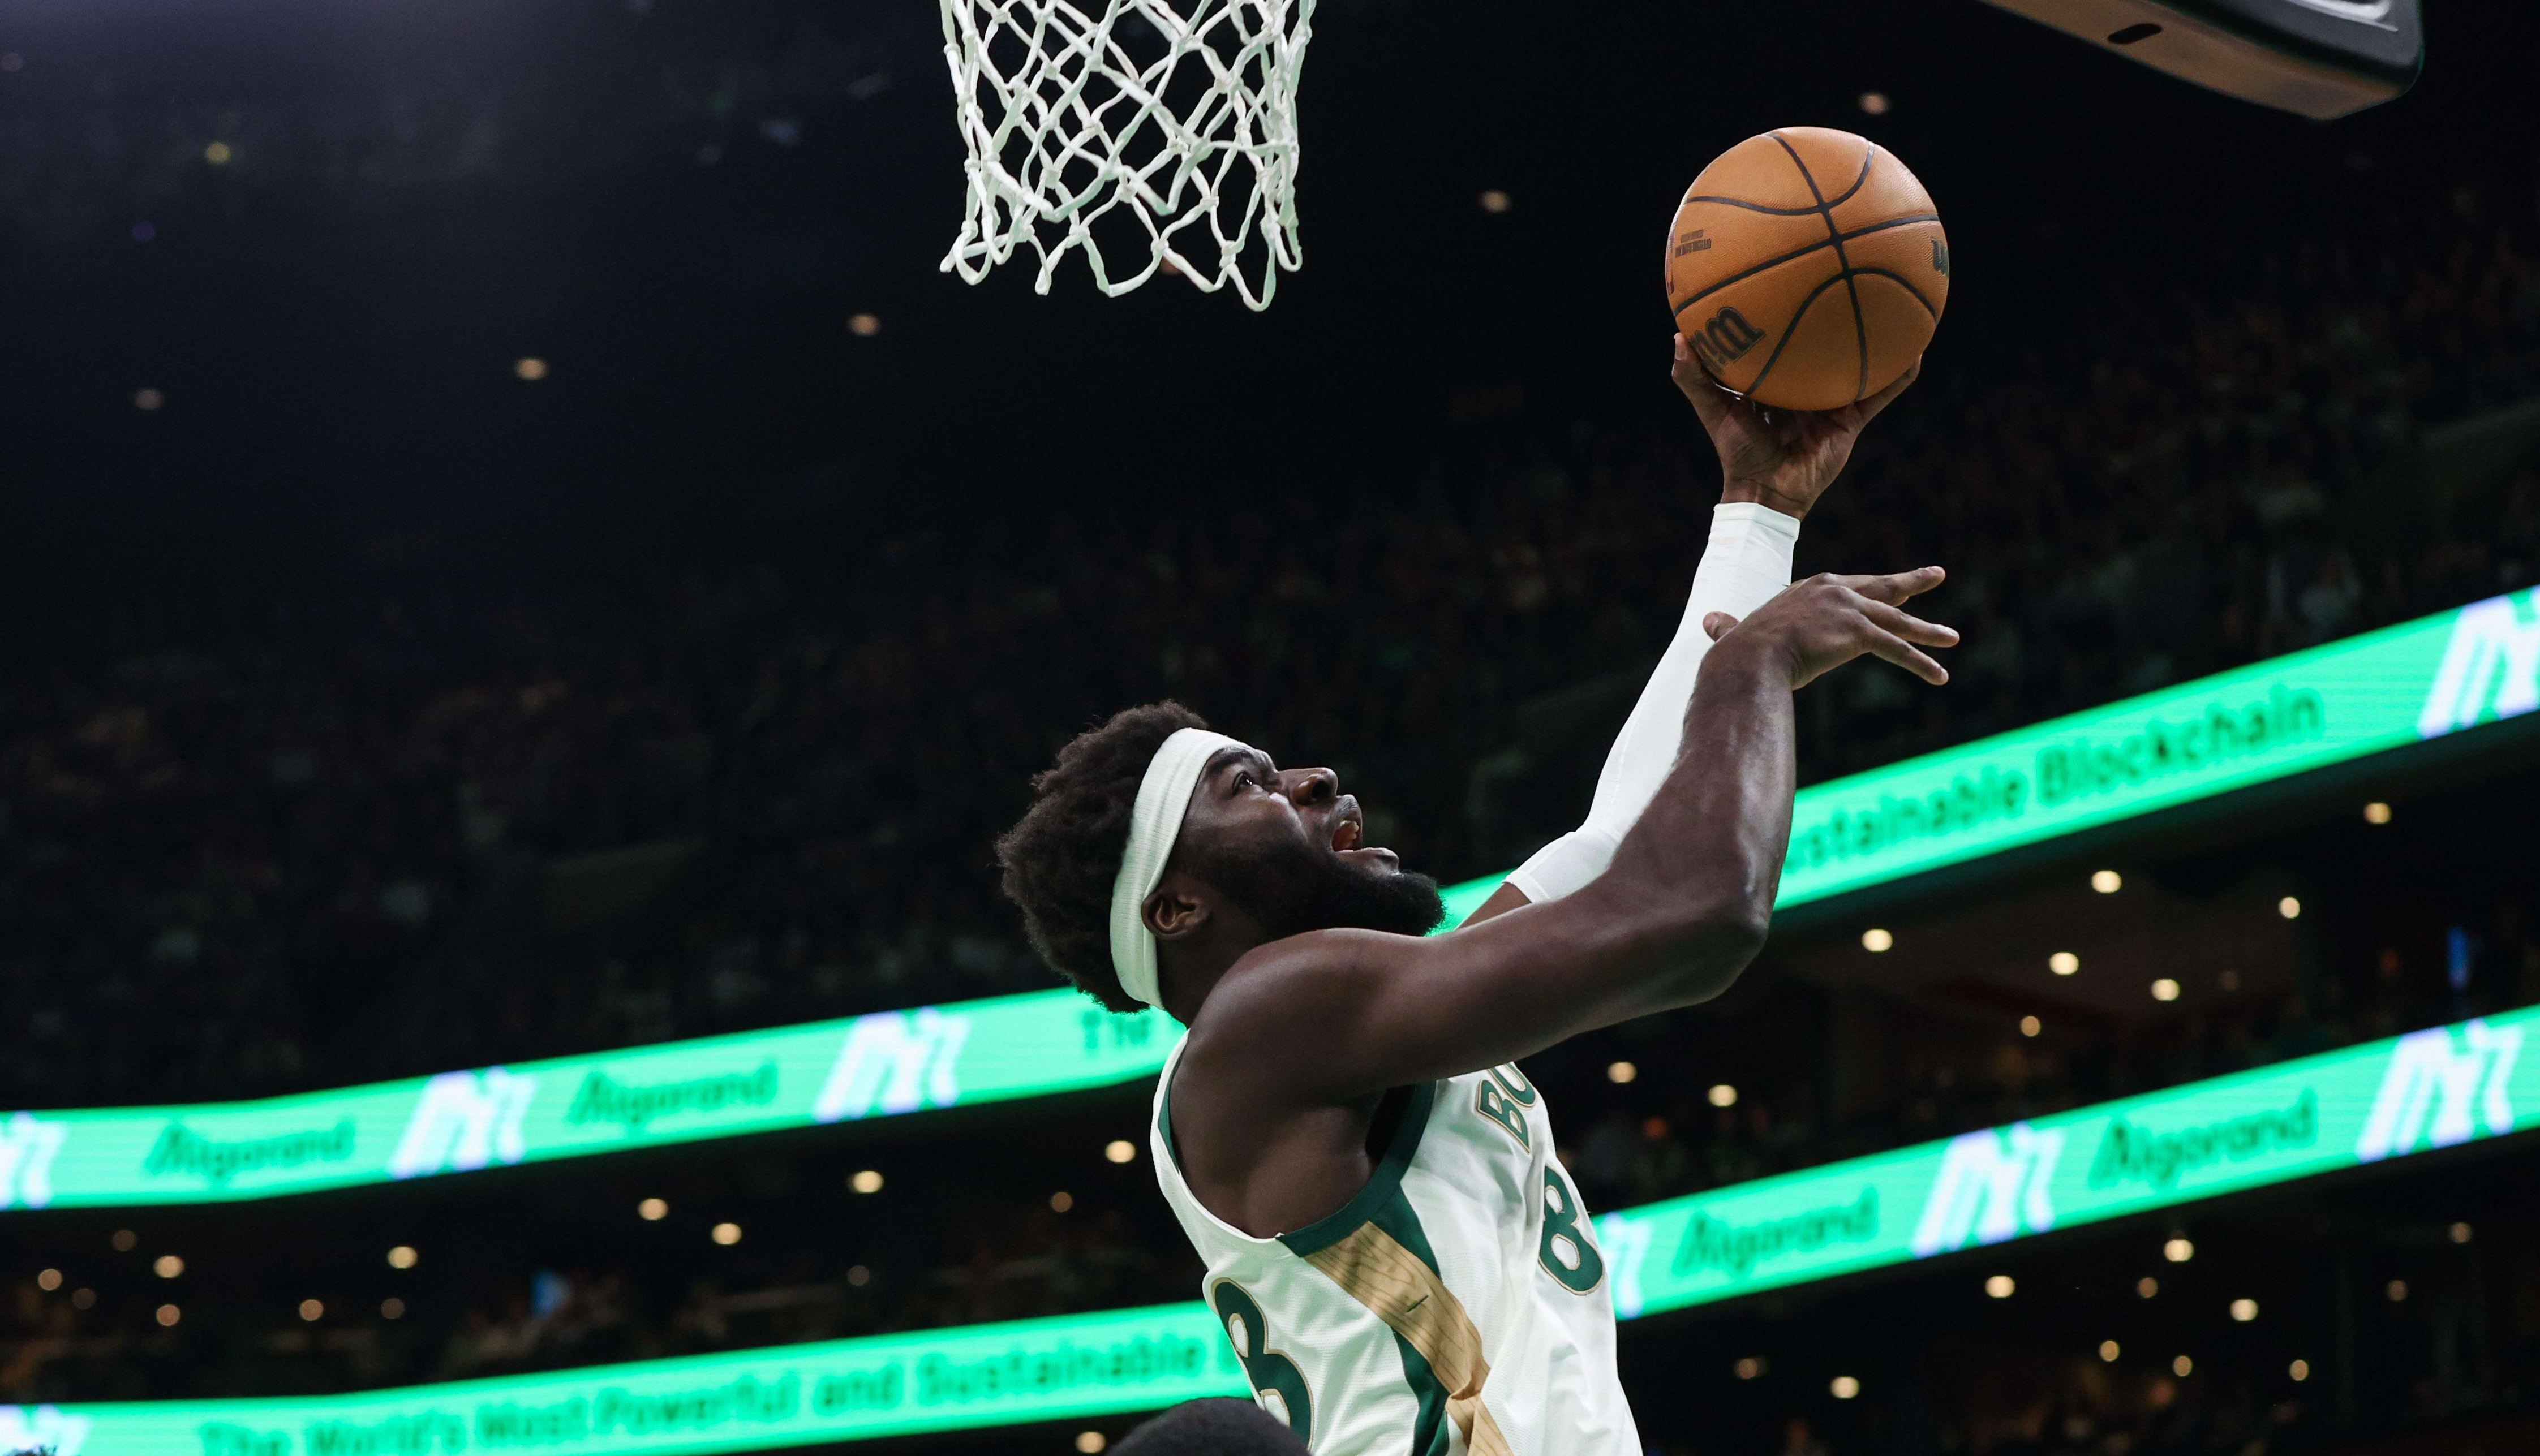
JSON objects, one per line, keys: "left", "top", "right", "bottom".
{"left": 0, "top": 990, "right": 1176, "bottom": 1210}
{"left": 18, "top": 1007, "right": 2532, "bottom": 1455}
{"left": 5, "top": 588, "right": 2534, "bottom": 1212}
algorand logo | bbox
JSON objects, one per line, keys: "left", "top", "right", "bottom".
{"left": 815, "top": 1008, "right": 971, "bottom": 1122}
{"left": 0, "top": 1112, "right": 67, "bottom": 1209}
{"left": 388, "top": 1067, "right": 539, "bottom": 1178}
{"left": 1910, "top": 1122, "right": 2064, "bottom": 1257}
{"left": 0, "top": 1405, "right": 90, "bottom": 1456}
{"left": 2356, "top": 1020, "right": 2522, "bottom": 1162}
{"left": 2417, "top": 589, "right": 2540, "bottom": 739}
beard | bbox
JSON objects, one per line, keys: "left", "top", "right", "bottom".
{"left": 1183, "top": 832, "right": 1447, "bottom": 944}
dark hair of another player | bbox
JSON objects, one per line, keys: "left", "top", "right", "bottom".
{"left": 1111, "top": 1399, "right": 1310, "bottom": 1454}
{"left": 996, "top": 700, "right": 1208, "bottom": 1015}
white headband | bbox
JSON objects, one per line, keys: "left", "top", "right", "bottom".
{"left": 1108, "top": 727, "right": 1246, "bottom": 1009}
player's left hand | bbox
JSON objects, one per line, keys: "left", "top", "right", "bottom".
{"left": 1672, "top": 335, "right": 1919, "bottom": 521}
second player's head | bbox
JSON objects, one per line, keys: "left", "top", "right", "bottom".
{"left": 997, "top": 701, "right": 1444, "bottom": 1019}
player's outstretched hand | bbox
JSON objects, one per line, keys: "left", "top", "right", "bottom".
{"left": 1700, "top": 567, "right": 1956, "bottom": 690}
{"left": 1672, "top": 334, "right": 1919, "bottom": 520}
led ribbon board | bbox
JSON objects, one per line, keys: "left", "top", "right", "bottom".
{"left": 1446, "top": 584, "right": 2540, "bottom": 920}
{"left": 3, "top": 589, "right": 2534, "bottom": 1212}
{"left": 18, "top": 1007, "right": 2532, "bottom": 1455}
{"left": 0, "top": 992, "right": 1174, "bottom": 1210}
{"left": 1592, "top": 1003, "right": 2538, "bottom": 1318}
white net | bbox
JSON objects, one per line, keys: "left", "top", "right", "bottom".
{"left": 938, "top": 0, "right": 1318, "bottom": 310}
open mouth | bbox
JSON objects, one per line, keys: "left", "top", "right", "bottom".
{"left": 1327, "top": 805, "right": 1395, "bottom": 867}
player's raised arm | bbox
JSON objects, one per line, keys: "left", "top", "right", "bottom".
{"left": 1460, "top": 341, "right": 1920, "bottom": 928}
{"left": 1187, "top": 564, "right": 1954, "bottom": 1099}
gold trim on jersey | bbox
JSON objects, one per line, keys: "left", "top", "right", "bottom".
{"left": 1304, "top": 1221, "right": 1514, "bottom": 1456}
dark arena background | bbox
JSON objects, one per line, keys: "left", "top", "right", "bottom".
{"left": 5, "top": 0, "right": 2540, "bottom": 1452}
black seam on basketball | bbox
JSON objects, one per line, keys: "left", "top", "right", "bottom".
{"left": 1671, "top": 235, "right": 1841, "bottom": 316}
{"left": 1742, "top": 272, "right": 1850, "bottom": 401}
{"left": 1773, "top": 133, "right": 1869, "bottom": 403}
{"left": 1847, "top": 267, "right": 1940, "bottom": 318}
{"left": 1673, "top": 216, "right": 1940, "bottom": 317}
{"left": 1823, "top": 143, "right": 1877, "bottom": 210}
{"left": 1837, "top": 213, "right": 1939, "bottom": 243}
{"left": 1680, "top": 196, "right": 1824, "bottom": 216}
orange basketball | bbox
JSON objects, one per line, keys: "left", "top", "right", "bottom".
{"left": 1664, "top": 127, "right": 1948, "bottom": 412}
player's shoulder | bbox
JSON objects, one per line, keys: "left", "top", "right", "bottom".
{"left": 1191, "top": 927, "right": 1416, "bottom": 1031}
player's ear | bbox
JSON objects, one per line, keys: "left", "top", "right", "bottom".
{"left": 1144, "top": 875, "right": 1211, "bottom": 942}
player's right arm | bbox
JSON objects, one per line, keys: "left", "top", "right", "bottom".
{"left": 1183, "top": 566, "right": 1954, "bottom": 1099}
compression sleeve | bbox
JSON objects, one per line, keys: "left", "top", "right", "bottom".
{"left": 1499, "top": 501, "right": 1799, "bottom": 906}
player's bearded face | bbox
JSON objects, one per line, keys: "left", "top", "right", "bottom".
{"left": 1184, "top": 824, "right": 1446, "bottom": 942}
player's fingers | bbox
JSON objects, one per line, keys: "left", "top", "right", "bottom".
{"left": 1861, "top": 626, "right": 1950, "bottom": 686}
{"left": 1859, "top": 597, "right": 1959, "bottom": 648}
{"left": 1855, "top": 356, "right": 1923, "bottom": 425}
{"left": 1702, "top": 611, "right": 1740, "bottom": 640}
{"left": 1836, "top": 565, "right": 1946, "bottom": 606}
{"left": 1674, "top": 337, "right": 1733, "bottom": 430}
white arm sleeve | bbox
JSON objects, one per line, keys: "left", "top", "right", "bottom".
{"left": 1499, "top": 501, "right": 1799, "bottom": 906}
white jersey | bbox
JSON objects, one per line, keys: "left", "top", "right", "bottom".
{"left": 1151, "top": 1035, "right": 1639, "bottom": 1456}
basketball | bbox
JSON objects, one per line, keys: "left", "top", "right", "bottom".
{"left": 1665, "top": 127, "right": 1949, "bottom": 412}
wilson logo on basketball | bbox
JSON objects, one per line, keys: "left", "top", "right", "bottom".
{"left": 1673, "top": 228, "right": 1712, "bottom": 258}
{"left": 1690, "top": 307, "right": 1767, "bottom": 372}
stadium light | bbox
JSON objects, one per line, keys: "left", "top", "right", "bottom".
{"left": 112, "top": 1230, "right": 136, "bottom": 1251}
{"left": 2137, "top": 1277, "right": 2159, "bottom": 1298}
{"left": 638, "top": 1198, "right": 669, "bottom": 1221}
{"left": 1733, "top": 1358, "right": 1763, "bottom": 1380}
{"left": 2049, "top": 951, "right": 2079, "bottom": 975}
{"left": 153, "top": 1255, "right": 183, "bottom": 1279}
{"left": 1707, "top": 1084, "right": 1737, "bottom": 1108}
{"left": 204, "top": 141, "right": 233, "bottom": 165}
{"left": 851, "top": 1170, "right": 884, "bottom": 1194}
{"left": 2279, "top": 897, "right": 2302, "bottom": 919}
{"left": 2230, "top": 1299, "right": 2258, "bottom": 1322}
{"left": 1984, "top": 1275, "right": 2014, "bottom": 1299}
{"left": 2091, "top": 869, "right": 2121, "bottom": 893}
{"left": 2151, "top": 978, "right": 2181, "bottom": 1002}
{"left": 1075, "top": 1433, "right": 1106, "bottom": 1454}
{"left": 300, "top": 1300, "right": 324, "bottom": 1323}
{"left": 711, "top": 1222, "right": 743, "bottom": 1246}
{"left": 2163, "top": 1238, "right": 2194, "bottom": 1263}
{"left": 1607, "top": 1062, "right": 1638, "bottom": 1084}
{"left": 2289, "top": 1359, "right": 2311, "bottom": 1382}
{"left": 36, "top": 1269, "right": 60, "bottom": 1291}
{"left": 1478, "top": 189, "right": 1511, "bottom": 213}
{"left": 2172, "top": 1355, "right": 2193, "bottom": 1377}
{"left": 2449, "top": 1222, "right": 2473, "bottom": 1244}
{"left": 848, "top": 313, "right": 882, "bottom": 337}
{"left": 2386, "top": 1280, "right": 2408, "bottom": 1302}
{"left": 2363, "top": 801, "right": 2392, "bottom": 824}
{"left": 1861, "top": 928, "right": 1894, "bottom": 952}
{"left": 1050, "top": 1192, "right": 1075, "bottom": 1213}
{"left": 2098, "top": 1340, "right": 2119, "bottom": 1362}
{"left": 1830, "top": 1376, "right": 1860, "bottom": 1400}
{"left": 155, "top": 1304, "right": 180, "bottom": 1327}
{"left": 381, "top": 1298, "right": 406, "bottom": 1320}
{"left": 2019, "top": 1016, "right": 2042, "bottom": 1037}
{"left": 386, "top": 1246, "right": 418, "bottom": 1269}
{"left": 1104, "top": 1140, "right": 1137, "bottom": 1164}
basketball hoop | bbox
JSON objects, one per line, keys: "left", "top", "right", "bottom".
{"left": 937, "top": 0, "right": 1317, "bottom": 310}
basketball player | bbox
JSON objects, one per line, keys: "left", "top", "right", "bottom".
{"left": 996, "top": 338, "right": 1946, "bottom": 1454}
